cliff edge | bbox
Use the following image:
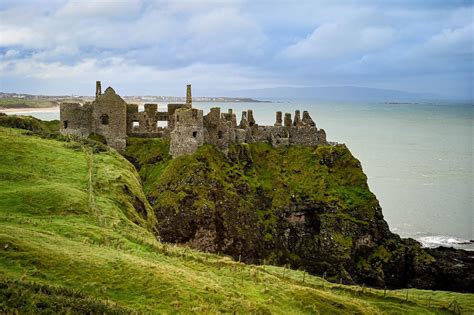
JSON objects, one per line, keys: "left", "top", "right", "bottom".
{"left": 125, "top": 138, "right": 473, "bottom": 292}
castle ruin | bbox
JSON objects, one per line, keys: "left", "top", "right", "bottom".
{"left": 60, "top": 82, "right": 327, "bottom": 158}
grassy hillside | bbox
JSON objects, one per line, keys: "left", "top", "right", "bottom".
{"left": 0, "top": 125, "right": 473, "bottom": 313}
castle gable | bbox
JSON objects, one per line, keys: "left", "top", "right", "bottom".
{"left": 91, "top": 85, "right": 127, "bottom": 150}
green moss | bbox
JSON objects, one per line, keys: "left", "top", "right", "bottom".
{"left": 333, "top": 233, "right": 353, "bottom": 250}
{"left": 370, "top": 245, "right": 392, "bottom": 263}
{"left": 88, "top": 133, "right": 106, "bottom": 144}
{"left": 2, "top": 122, "right": 472, "bottom": 313}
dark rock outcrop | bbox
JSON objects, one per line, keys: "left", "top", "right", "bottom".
{"left": 124, "top": 139, "right": 474, "bottom": 293}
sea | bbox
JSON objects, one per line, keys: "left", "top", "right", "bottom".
{"left": 10, "top": 99, "right": 473, "bottom": 250}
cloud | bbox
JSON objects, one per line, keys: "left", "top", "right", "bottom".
{"left": 182, "top": 7, "right": 265, "bottom": 62}
{"left": 56, "top": 0, "right": 143, "bottom": 18}
{"left": 0, "top": 56, "right": 278, "bottom": 95}
{"left": 414, "top": 23, "right": 474, "bottom": 57}
{"left": 0, "top": 1, "right": 472, "bottom": 98}
{"left": 0, "top": 27, "right": 34, "bottom": 46}
{"left": 335, "top": 22, "right": 473, "bottom": 75}
{"left": 4, "top": 50, "right": 19, "bottom": 58}
{"left": 0, "top": 0, "right": 264, "bottom": 66}
{"left": 282, "top": 23, "right": 395, "bottom": 59}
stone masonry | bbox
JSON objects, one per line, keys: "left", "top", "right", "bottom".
{"left": 60, "top": 81, "right": 327, "bottom": 157}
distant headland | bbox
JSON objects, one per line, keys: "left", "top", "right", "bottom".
{"left": 0, "top": 92, "right": 268, "bottom": 111}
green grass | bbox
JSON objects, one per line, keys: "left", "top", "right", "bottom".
{"left": 0, "top": 126, "right": 473, "bottom": 313}
{"left": 0, "top": 114, "right": 59, "bottom": 134}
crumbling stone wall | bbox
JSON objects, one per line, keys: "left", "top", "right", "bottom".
{"left": 167, "top": 103, "right": 191, "bottom": 130}
{"left": 127, "top": 103, "right": 169, "bottom": 138}
{"left": 60, "top": 102, "right": 92, "bottom": 137}
{"left": 169, "top": 108, "right": 204, "bottom": 158}
{"left": 91, "top": 87, "right": 127, "bottom": 150}
{"left": 60, "top": 81, "right": 327, "bottom": 157}
{"left": 203, "top": 107, "right": 237, "bottom": 151}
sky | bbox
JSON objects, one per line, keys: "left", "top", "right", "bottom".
{"left": 0, "top": 0, "right": 472, "bottom": 98}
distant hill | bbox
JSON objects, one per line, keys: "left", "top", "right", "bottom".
{"left": 227, "top": 86, "right": 447, "bottom": 102}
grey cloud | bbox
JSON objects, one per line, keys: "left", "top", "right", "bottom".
{"left": 0, "top": 0, "right": 472, "bottom": 98}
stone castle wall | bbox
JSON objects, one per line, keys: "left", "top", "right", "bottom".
{"left": 59, "top": 102, "right": 91, "bottom": 137}
{"left": 126, "top": 103, "right": 169, "bottom": 138}
{"left": 91, "top": 87, "right": 127, "bottom": 150}
{"left": 169, "top": 107, "right": 204, "bottom": 157}
{"left": 60, "top": 81, "right": 327, "bottom": 157}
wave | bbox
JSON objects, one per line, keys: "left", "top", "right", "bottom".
{"left": 417, "top": 235, "right": 474, "bottom": 251}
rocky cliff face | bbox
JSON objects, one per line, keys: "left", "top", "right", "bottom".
{"left": 124, "top": 138, "right": 473, "bottom": 292}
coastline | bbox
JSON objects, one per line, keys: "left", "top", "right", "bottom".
{"left": 0, "top": 106, "right": 59, "bottom": 113}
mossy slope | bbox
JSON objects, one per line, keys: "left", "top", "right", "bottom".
{"left": 125, "top": 138, "right": 473, "bottom": 292}
{"left": 2, "top": 125, "right": 473, "bottom": 313}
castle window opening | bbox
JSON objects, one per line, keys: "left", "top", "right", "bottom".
{"left": 218, "top": 130, "right": 223, "bottom": 139}
{"left": 192, "top": 131, "right": 197, "bottom": 138}
{"left": 100, "top": 114, "right": 109, "bottom": 125}
{"left": 157, "top": 121, "right": 168, "bottom": 128}
{"left": 176, "top": 115, "right": 179, "bottom": 122}
{"left": 132, "top": 121, "right": 139, "bottom": 128}
{"left": 192, "top": 111, "right": 197, "bottom": 118}
{"left": 63, "top": 120, "right": 68, "bottom": 129}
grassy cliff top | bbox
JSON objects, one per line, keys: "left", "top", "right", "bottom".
{"left": 0, "top": 124, "right": 473, "bottom": 313}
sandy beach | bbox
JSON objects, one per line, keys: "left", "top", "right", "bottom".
{"left": 0, "top": 106, "right": 59, "bottom": 113}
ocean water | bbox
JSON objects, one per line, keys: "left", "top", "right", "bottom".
{"left": 10, "top": 100, "right": 473, "bottom": 250}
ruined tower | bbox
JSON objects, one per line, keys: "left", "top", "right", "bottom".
{"left": 169, "top": 107, "right": 204, "bottom": 158}
{"left": 91, "top": 86, "right": 127, "bottom": 150}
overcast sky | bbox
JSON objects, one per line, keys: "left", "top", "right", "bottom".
{"left": 0, "top": 0, "right": 472, "bottom": 98}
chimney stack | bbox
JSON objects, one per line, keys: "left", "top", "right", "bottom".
{"left": 186, "top": 84, "right": 192, "bottom": 105}
{"left": 96, "top": 81, "right": 102, "bottom": 97}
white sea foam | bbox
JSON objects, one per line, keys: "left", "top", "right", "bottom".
{"left": 418, "top": 235, "right": 474, "bottom": 250}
